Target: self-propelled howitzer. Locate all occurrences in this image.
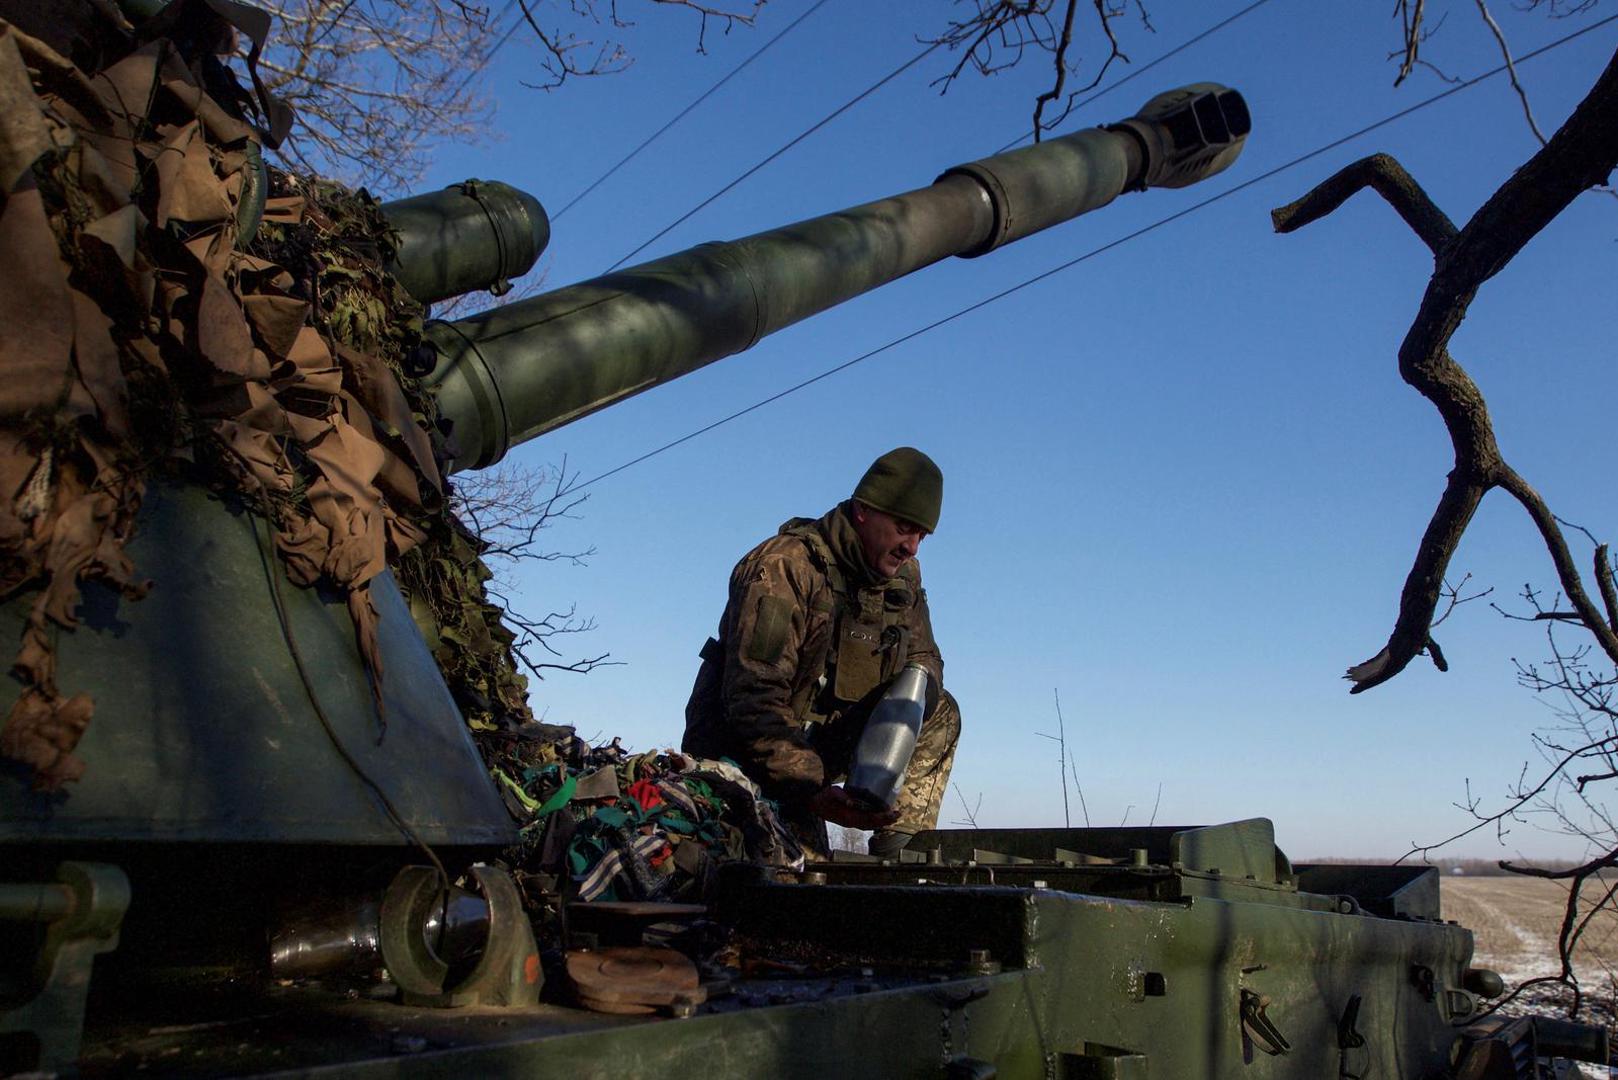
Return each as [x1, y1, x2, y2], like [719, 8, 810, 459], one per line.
[0, 84, 1251, 857]
[3, 61, 1605, 1076]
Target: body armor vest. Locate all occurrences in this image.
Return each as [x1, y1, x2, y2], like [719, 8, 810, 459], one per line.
[779, 519, 915, 726]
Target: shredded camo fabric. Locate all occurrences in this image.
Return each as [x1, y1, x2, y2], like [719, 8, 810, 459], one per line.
[0, 0, 791, 917]
[0, 1, 537, 787]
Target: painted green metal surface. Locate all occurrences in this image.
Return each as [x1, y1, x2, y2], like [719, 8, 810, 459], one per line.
[380, 181, 550, 306]
[0, 481, 513, 847]
[67, 873, 1477, 1078]
[0, 862, 129, 1073]
[424, 84, 1250, 471]
[51, 823, 1523, 1079]
[422, 172, 998, 470]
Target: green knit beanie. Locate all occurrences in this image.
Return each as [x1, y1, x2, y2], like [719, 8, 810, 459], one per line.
[853, 447, 943, 533]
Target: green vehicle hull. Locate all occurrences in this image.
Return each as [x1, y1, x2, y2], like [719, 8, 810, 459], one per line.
[57, 820, 1496, 1078]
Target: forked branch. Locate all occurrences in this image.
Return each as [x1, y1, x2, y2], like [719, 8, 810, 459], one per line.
[924, 0, 1136, 139]
[1271, 47, 1618, 693]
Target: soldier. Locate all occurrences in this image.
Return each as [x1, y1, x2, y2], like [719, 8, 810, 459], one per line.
[683, 448, 961, 860]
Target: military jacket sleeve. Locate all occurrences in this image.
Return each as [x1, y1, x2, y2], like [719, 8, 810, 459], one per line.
[714, 539, 833, 805]
[898, 561, 944, 690]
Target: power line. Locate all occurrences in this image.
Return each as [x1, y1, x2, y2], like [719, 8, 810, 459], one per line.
[603, 39, 945, 273]
[992, 0, 1275, 155]
[602, 0, 1270, 271]
[574, 13, 1618, 493]
[601, 2, 1268, 272]
[552, 0, 832, 223]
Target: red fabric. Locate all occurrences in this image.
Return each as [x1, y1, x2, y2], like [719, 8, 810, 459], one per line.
[626, 778, 664, 812]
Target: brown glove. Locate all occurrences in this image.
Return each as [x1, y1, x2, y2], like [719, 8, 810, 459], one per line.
[808, 785, 901, 830]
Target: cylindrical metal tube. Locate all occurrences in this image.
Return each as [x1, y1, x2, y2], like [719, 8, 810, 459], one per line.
[424, 175, 995, 470]
[268, 897, 384, 979]
[425, 84, 1248, 471]
[381, 180, 550, 306]
[0, 882, 74, 922]
[846, 665, 931, 810]
[268, 887, 490, 979]
[1533, 1017, 1610, 1064]
[940, 127, 1138, 257]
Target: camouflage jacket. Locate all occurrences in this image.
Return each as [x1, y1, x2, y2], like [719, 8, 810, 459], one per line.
[682, 501, 943, 806]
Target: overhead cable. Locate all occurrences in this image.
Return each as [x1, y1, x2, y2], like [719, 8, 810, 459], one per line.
[606, 0, 1272, 270]
[992, 0, 1276, 155]
[604, 39, 945, 273]
[575, 13, 1618, 492]
[553, 0, 832, 222]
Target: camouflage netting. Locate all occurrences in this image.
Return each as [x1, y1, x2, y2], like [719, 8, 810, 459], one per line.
[0, 0, 535, 789]
[0, 1, 808, 903]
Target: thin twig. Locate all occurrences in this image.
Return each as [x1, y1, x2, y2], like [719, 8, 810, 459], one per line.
[1473, 0, 1548, 144]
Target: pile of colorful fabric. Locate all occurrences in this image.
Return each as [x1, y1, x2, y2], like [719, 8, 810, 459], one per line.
[479, 726, 804, 910]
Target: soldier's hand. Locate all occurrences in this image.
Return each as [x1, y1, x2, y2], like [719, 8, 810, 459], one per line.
[808, 785, 901, 830]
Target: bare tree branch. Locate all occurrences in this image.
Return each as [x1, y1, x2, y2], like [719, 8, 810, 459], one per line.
[1596, 544, 1618, 633]
[451, 458, 594, 576]
[1031, 0, 1082, 141]
[249, 0, 501, 191]
[1399, 731, 1616, 860]
[1483, 851, 1618, 1019]
[1272, 49, 1618, 692]
[1395, 0, 1424, 86]
[1040, 687, 1072, 827]
[496, 597, 620, 679]
[1392, 0, 1448, 87]
[245, 0, 760, 192]
[1496, 466, 1618, 660]
[1271, 152, 1458, 253]
[442, 458, 619, 684]
[1069, 756, 1091, 827]
[951, 783, 982, 828]
[514, 0, 760, 92]
[1431, 573, 1493, 629]
[1282, 41, 1618, 1018]
[922, 0, 1140, 139]
[1473, 0, 1549, 144]
[1399, 586, 1618, 1020]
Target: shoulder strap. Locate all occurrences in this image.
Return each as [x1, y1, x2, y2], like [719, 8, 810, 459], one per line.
[782, 519, 847, 599]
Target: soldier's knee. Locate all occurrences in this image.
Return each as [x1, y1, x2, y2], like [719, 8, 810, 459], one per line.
[910, 690, 960, 780]
[926, 690, 961, 743]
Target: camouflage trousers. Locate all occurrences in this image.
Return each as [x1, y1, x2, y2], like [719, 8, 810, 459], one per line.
[794, 689, 961, 859]
[887, 689, 961, 836]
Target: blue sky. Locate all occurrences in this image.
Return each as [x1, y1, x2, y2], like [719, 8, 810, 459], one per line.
[409, 2, 1618, 860]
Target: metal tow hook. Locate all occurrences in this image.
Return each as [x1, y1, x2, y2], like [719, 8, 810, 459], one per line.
[1337, 994, 1368, 1079]
[1240, 989, 1291, 1057]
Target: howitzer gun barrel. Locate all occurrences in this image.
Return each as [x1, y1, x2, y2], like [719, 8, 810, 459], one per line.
[425, 83, 1249, 471]
[382, 181, 550, 306]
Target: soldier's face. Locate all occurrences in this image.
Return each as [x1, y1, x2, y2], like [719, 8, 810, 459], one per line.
[851, 503, 927, 577]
